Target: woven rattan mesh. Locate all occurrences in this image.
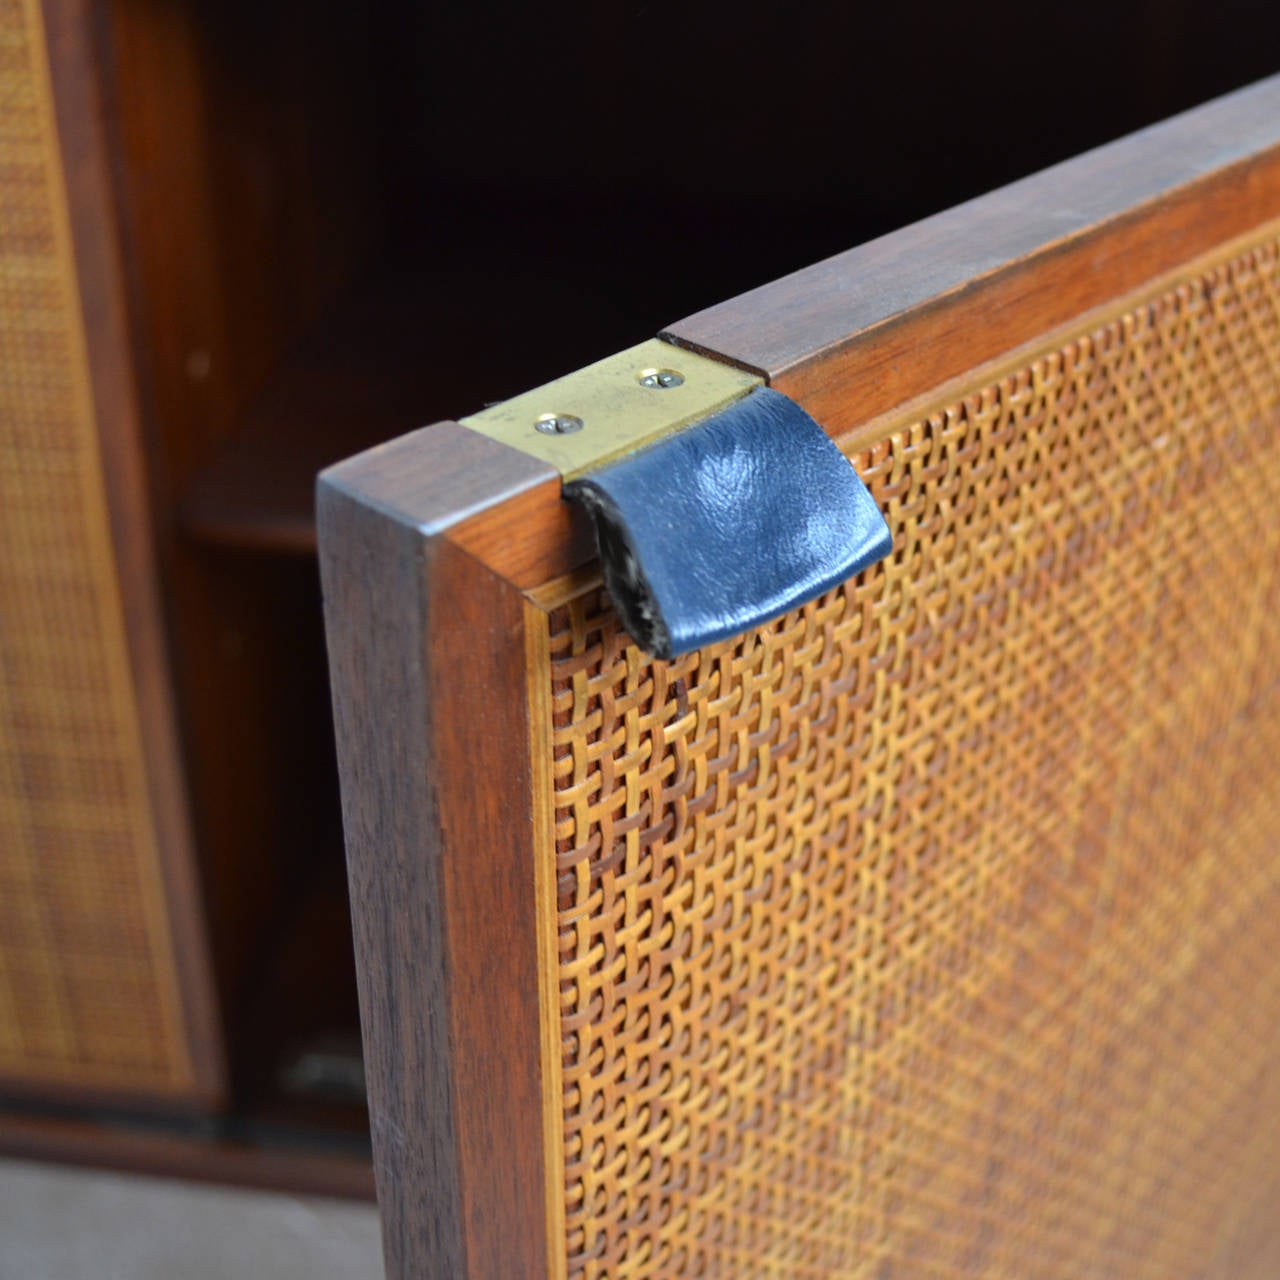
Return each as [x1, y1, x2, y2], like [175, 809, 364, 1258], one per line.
[547, 234, 1280, 1278]
[0, 0, 189, 1090]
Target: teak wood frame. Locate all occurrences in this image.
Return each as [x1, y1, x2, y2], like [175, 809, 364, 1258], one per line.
[318, 75, 1280, 1280]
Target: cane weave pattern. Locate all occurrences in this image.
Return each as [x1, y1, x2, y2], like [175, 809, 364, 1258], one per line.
[0, 0, 191, 1091]
[547, 232, 1280, 1278]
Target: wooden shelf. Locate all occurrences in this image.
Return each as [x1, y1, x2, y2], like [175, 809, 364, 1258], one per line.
[179, 261, 640, 555]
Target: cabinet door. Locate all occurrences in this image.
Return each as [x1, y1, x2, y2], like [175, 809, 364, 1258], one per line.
[0, 0, 222, 1108]
[320, 76, 1280, 1280]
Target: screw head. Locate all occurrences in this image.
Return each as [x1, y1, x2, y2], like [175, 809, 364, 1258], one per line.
[637, 367, 685, 389]
[534, 413, 584, 435]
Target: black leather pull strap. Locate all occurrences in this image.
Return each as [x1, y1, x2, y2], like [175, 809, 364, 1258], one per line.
[564, 386, 891, 660]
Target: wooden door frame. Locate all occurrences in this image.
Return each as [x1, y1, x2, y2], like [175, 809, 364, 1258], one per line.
[319, 74, 1280, 1280]
[319, 427, 565, 1278]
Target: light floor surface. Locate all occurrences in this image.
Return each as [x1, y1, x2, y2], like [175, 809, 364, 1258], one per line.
[0, 1157, 382, 1279]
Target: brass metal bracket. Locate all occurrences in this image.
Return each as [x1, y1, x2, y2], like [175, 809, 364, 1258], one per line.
[461, 338, 762, 481]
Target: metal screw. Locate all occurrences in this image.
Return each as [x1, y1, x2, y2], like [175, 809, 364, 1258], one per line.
[637, 367, 685, 389]
[535, 413, 584, 435]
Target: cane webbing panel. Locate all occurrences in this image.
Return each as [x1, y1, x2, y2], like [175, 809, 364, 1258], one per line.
[0, 0, 191, 1091]
[545, 231, 1280, 1278]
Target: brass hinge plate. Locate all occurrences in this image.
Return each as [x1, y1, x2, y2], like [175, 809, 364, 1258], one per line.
[460, 339, 763, 480]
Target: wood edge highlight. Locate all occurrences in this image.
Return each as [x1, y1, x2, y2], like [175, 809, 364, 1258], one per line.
[664, 76, 1280, 377]
[524, 598, 569, 1280]
[831, 211, 1280, 459]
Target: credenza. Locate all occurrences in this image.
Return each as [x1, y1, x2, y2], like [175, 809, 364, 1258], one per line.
[7, 0, 1280, 1230]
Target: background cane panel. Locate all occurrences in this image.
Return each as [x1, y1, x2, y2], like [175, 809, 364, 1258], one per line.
[543, 229, 1280, 1278]
[0, 0, 193, 1093]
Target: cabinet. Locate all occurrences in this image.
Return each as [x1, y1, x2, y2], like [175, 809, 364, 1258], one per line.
[7, 0, 1280, 1215]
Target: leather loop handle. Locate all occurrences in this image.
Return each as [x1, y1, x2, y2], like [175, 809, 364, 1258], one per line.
[565, 387, 892, 659]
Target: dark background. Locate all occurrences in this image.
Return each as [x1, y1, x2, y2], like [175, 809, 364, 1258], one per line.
[188, 0, 1280, 416]
[367, 0, 1280, 379]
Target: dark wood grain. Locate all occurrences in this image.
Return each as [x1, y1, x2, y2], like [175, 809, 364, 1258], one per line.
[665, 74, 1280, 437]
[319, 430, 556, 1280]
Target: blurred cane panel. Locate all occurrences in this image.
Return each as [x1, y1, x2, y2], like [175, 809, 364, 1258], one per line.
[0, 0, 213, 1103]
